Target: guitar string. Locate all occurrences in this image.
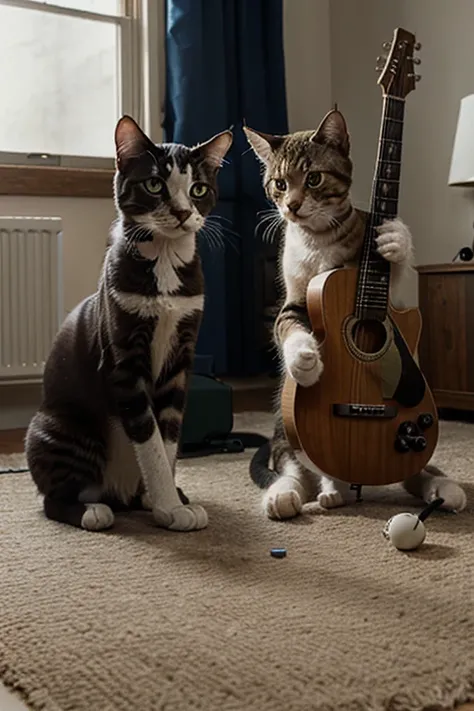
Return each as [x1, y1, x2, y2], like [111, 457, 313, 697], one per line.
[356, 95, 393, 316]
[366, 95, 405, 311]
[356, 95, 405, 317]
[357, 96, 401, 314]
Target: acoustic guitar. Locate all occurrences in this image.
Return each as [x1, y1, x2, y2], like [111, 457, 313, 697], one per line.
[281, 28, 439, 488]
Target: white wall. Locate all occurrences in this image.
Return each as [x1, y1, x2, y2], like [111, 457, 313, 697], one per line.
[330, 0, 474, 266]
[284, 0, 332, 131]
[0, 196, 115, 312]
[0, 196, 115, 429]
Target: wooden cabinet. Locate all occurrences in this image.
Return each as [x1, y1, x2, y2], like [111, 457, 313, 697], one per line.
[417, 263, 474, 410]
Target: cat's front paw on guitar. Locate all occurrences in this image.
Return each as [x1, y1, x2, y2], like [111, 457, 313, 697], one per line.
[153, 504, 208, 531]
[284, 332, 323, 387]
[376, 217, 413, 264]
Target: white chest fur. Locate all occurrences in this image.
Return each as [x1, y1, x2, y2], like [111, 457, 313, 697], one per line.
[149, 294, 204, 380]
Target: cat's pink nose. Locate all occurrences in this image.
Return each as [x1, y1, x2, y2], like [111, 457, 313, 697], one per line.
[287, 200, 302, 215]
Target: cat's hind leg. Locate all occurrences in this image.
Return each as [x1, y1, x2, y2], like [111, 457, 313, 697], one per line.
[44, 497, 114, 531]
[403, 464, 467, 512]
[26, 411, 114, 531]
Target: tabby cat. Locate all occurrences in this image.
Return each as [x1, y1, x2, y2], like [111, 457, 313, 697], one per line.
[25, 116, 232, 532]
[244, 110, 467, 519]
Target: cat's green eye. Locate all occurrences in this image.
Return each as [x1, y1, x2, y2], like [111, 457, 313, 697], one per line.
[144, 177, 164, 195]
[306, 171, 323, 189]
[190, 182, 209, 199]
[274, 178, 287, 192]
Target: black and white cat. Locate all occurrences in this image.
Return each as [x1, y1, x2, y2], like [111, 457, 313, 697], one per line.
[25, 116, 232, 532]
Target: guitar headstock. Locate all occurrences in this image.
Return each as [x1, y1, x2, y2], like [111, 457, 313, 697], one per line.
[375, 28, 421, 99]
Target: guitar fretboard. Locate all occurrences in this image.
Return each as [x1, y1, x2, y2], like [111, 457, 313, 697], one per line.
[355, 95, 405, 321]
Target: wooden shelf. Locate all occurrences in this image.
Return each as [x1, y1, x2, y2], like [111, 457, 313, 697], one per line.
[418, 266, 474, 411]
[417, 262, 474, 274]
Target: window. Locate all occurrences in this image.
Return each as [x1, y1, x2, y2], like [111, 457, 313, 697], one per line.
[0, 0, 163, 170]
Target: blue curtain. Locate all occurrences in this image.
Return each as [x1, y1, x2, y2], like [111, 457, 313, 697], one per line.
[165, 0, 288, 376]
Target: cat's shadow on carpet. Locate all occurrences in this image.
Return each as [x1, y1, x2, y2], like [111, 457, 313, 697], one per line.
[291, 480, 474, 535]
[100, 481, 474, 544]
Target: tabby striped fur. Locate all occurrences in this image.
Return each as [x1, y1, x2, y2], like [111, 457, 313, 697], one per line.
[244, 110, 467, 518]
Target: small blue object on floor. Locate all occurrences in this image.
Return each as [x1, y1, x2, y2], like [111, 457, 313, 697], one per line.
[270, 548, 287, 559]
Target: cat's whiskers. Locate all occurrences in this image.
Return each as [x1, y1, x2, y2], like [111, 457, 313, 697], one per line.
[257, 207, 279, 218]
[263, 216, 284, 245]
[256, 210, 284, 244]
[124, 225, 153, 257]
[206, 215, 240, 242]
[199, 216, 240, 254]
[199, 223, 224, 252]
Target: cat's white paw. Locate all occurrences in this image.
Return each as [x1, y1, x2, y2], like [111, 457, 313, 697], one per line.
[141, 492, 152, 510]
[376, 218, 413, 264]
[263, 489, 302, 520]
[429, 479, 467, 513]
[81, 503, 115, 531]
[283, 331, 323, 387]
[153, 504, 208, 531]
[317, 491, 345, 509]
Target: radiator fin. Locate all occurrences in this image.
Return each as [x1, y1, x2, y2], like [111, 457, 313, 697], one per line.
[0, 217, 63, 382]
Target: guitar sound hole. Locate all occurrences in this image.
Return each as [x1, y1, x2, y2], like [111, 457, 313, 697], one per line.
[351, 319, 387, 354]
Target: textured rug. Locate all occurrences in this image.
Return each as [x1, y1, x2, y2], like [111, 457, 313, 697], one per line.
[0, 452, 28, 473]
[0, 413, 473, 711]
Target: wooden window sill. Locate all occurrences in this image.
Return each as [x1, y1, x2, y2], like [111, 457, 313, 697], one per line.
[0, 164, 114, 198]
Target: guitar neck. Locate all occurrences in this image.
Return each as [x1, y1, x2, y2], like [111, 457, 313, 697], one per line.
[356, 95, 406, 321]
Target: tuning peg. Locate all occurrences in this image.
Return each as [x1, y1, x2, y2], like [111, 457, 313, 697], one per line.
[414, 41, 422, 50]
[412, 57, 421, 64]
[382, 41, 391, 49]
[408, 73, 422, 81]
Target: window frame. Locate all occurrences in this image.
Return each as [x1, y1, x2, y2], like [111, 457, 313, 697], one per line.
[0, 0, 164, 197]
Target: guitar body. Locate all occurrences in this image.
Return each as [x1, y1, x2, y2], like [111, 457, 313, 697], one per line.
[282, 267, 439, 487]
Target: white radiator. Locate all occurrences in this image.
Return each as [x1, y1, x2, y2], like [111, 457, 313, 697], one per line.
[0, 216, 63, 383]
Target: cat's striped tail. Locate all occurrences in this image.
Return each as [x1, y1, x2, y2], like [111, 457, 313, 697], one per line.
[249, 440, 278, 489]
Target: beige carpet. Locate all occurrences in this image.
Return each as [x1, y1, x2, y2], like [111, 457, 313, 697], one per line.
[0, 413, 473, 711]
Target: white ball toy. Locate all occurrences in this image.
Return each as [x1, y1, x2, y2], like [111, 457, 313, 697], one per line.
[383, 497, 445, 551]
[383, 513, 426, 550]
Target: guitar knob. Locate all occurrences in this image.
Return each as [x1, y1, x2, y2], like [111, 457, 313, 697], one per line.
[417, 413, 434, 430]
[398, 421, 418, 437]
[410, 436, 427, 452]
[395, 436, 411, 453]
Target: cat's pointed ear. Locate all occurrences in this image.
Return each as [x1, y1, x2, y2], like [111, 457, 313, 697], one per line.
[193, 130, 233, 169]
[311, 110, 350, 157]
[243, 126, 285, 165]
[115, 115, 154, 171]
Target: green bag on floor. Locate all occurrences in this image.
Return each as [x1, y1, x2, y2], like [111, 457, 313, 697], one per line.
[179, 374, 267, 458]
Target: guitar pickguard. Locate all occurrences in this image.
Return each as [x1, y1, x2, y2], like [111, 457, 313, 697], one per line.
[379, 330, 403, 399]
[385, 317, 426, 407]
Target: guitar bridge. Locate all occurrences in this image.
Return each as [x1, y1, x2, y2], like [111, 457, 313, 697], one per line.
[333, 404, 398, 419]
